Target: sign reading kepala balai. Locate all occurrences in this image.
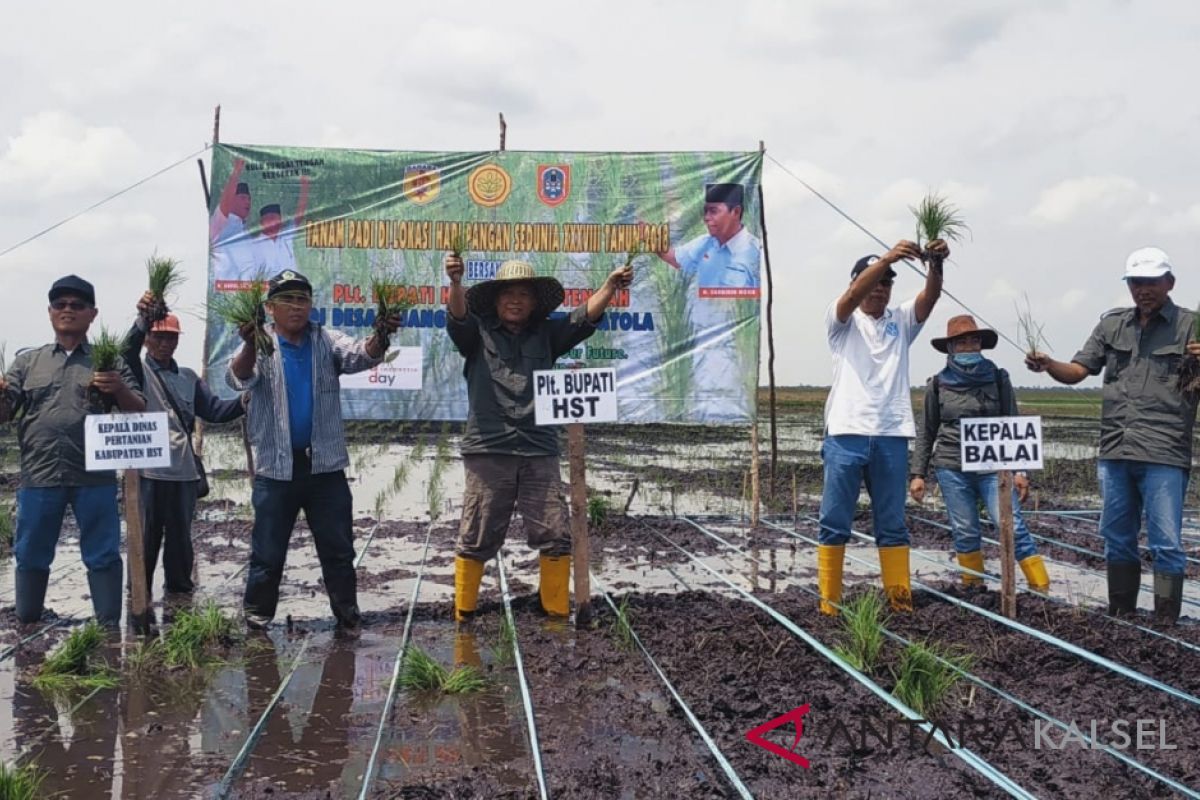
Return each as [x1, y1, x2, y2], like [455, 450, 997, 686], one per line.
[960, 416, 1044, 472]
[534, 368, 618, 425]
[85, 412, 172, 471]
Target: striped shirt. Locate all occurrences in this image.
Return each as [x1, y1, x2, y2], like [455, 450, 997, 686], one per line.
[227, 324, 381, 480]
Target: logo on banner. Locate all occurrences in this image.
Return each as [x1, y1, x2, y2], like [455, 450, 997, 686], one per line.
[403, 164, 441, 205]
[467, 164, 512, 208]
[536, 165, 571, 207]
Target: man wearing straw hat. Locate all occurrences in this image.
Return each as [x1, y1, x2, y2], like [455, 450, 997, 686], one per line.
[444, 254, 632, 621]
[817, 239, 948, 616]
[1027, 246, 1199, 622]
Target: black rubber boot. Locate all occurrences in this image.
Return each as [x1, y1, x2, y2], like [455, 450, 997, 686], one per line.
[87, 563, 124, 629]
[1106, 561, 1142, 616]
[1153, 572, 1184, 624]
[15, 570, 50, 624]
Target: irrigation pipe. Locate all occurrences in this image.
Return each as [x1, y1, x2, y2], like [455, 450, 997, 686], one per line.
[213, 635, 313, 799]
[496, 551, 550, 800]
[357, 522, 434, 800]
[672, 518, 1200, 799]
[591, 572, 754, 800]
[644, 522, 1036, 799]
[783, 516, 1200, 711]
[910, 514, 1200, 610]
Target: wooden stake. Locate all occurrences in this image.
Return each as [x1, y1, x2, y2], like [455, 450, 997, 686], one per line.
[498, 112, 507, 150]
[567, 423, 591, 626]
[196, 103, 222, 457]
[749, 420, 760, 527]
[123, 471, 150, 634]
[792, 469, 798, 528]
[758, 141, 779, 491]
[998, 470, 1017, 619]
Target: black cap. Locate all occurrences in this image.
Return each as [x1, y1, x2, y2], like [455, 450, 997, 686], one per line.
[236, 182, 250, 196]
[267, 269, 312, 299]
[851, 255, 896, 281]
[705, 183, 744, 209]
[48, 275, 96, 305]
[259, 203, 282, 217]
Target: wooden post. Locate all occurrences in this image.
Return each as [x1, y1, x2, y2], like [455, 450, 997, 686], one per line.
[757, 141, 778, 491]
[567, 423, 592, 626]
[792, 469, 798, 529]
[196, 103, 221, 458]
[749, 420, 760, 527]
[498, 112, 507, 150]
[123, 471, 151, 634]
[998, 470, 1017, 619]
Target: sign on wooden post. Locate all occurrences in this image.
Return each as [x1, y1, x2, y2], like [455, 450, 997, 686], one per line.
[960, 415, 1044, 619]
[535, 368, 619, 626]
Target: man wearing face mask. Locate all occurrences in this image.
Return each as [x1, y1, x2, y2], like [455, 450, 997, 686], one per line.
[444, 255, 632, 622]
[817, 239, 947, 615]
[910, 316, 1049, 592]
[1027, 247, 1199, 623]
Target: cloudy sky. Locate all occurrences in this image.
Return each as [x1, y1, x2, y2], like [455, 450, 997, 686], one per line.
[1, 0, 1197, 388]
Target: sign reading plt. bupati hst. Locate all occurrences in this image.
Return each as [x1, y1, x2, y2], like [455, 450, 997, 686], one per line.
[960, 416, 1044, 472]
[534, 368, 618, 425]
[84, 412, 172, 471]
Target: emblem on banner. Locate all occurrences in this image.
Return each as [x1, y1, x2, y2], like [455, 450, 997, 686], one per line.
[403, 164, 441, 205]
[536, 165, 571, 207]
[467, 164, 512, 208]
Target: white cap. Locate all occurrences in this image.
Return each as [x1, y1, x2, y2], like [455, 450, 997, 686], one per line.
[1123, 247, 1173, 280]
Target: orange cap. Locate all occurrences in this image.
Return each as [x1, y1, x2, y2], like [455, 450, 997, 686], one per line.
[150, 314, 182, 334]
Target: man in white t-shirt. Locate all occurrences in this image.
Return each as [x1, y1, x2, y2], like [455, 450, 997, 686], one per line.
[818, 238, 947, 615]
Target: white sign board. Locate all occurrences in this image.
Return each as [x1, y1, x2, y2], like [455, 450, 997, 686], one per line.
[960, 416, 1044, 472]
[339, 346, 423, 391]
[534, 367, 618, 425]
[85, 412, 172, 471]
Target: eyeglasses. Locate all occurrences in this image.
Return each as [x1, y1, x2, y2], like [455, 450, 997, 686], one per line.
[271, 293, 312, 307]
[50, 300, 91, 311]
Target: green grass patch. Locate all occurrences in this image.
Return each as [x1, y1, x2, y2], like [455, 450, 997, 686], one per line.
[491, 616, 517, 666]
[32, 620, 119, 696]
[129, 602, 240, 673]
[891, 640, 974, 717]
[0, 760, 47, 800]
[832, 590, 888, 673]
[611, 595, 635, 650]
[587, 494, 610, 527]
[399, 645, 486, 694]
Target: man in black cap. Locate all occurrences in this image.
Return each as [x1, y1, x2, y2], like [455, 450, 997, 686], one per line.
[656, 183, 762, 291]
[209, 158, 258, 281]
[0, 276, 145, 627]
[816, 239, 947, 617]
[251, 176, 309, 276]
[443, 254, 632, 622]
[227, 268, 399, 630]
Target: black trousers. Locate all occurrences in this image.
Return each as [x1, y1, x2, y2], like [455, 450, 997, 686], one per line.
[140, 477, 200, 599]
[243, 452, 359, 625]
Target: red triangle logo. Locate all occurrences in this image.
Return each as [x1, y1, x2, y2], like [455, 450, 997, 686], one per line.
[745, 704, 811, 768]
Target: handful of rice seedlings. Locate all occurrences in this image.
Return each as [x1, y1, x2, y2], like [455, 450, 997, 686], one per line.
[1178, 303, 1200, 402]
[911, 192, 969, 262]
[624, 240, 643, 268]
[89, 326, 128, 412]
[1015, 294, 1048, 357]
[370, 273, 413, 350]
[145, 254, 185, 324]
[213, 281, 273, 356]
[448, 225, 470, 258]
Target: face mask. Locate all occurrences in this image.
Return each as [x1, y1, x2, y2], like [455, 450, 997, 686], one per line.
[951, 353, 984, 367]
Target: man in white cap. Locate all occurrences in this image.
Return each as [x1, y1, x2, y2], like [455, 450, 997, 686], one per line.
[443, 253, 632, 622]
[1027, 247, 1200, 622]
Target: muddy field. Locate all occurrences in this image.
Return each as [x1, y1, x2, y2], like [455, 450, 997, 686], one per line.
[2, 394, 1199, 798]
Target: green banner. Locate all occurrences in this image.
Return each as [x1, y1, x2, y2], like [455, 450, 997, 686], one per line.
[204, 145, 762, 422]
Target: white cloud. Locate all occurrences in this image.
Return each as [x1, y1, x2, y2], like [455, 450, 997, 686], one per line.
[0, 111, 139, 198]
[1026, 175, 1156, 227]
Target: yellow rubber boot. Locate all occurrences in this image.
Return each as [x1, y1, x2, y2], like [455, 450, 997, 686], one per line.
[817, 544, 845, 616]
[454, 556, 485, 623]
[957, 551, 985, 587]
[879, 545, 913, 612]
[1019, 554, 1050, 594]
[539, 555, 571, 617]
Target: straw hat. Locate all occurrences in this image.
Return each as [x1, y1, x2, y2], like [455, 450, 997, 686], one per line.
[466, 260, 565, 321]
[930, 314, 998, 353]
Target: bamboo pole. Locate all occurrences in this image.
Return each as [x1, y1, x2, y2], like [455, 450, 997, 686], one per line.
[758, 141, 778, 491]
[123, 471, 150, 633]
[750, 420, 760, 527]
[567, 423, 592, 626]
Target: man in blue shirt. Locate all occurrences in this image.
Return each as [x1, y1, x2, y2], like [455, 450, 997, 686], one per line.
[228, 270, 400, 630]
[656, 183, 762, 294]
